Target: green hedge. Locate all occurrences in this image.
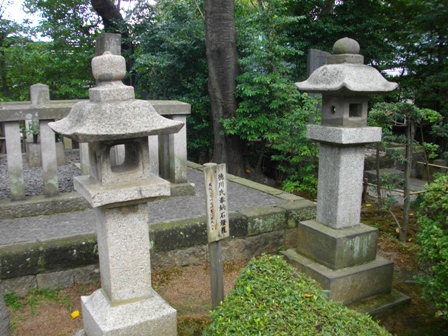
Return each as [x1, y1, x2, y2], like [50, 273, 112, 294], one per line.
[416, 172, 448, 318]
[203, 254, 390, 336]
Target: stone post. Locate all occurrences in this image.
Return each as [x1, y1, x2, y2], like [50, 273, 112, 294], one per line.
[307, 49, 330, 78]
[159, 133, 170, 180]
[169, 115, 188, 184]
[148, 135, 159, 175]
[28, 83, 49, 143]
[151, 101, 192, 193]
[95, 33, 121, 56]
[30, 83, 50, 105]
[28, 84, 60, 196]
[40, 120, 59, 197]
[4, 122, 25, 200]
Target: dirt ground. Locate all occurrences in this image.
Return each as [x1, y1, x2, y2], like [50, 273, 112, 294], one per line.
[6, 260, 244, 336]
[5, 205, 448, 335]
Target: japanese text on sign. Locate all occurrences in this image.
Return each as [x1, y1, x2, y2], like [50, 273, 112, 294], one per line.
[204, 163, 229, 242]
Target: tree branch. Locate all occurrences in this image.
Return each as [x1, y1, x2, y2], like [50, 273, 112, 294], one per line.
[91, 0, 123, 31]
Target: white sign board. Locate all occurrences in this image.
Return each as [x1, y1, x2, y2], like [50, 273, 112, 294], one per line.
[204, 163, 229, 243]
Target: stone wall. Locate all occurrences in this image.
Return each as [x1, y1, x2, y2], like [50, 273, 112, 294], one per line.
[0, 198, 316, 295]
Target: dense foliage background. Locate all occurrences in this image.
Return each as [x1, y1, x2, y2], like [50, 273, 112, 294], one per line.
[1, 0, 447, 189]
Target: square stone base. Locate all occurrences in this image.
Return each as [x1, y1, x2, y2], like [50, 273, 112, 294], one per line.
[297, 220, 378, 270]
[81, 288, 177, 336]
[282, 249, 394, 304]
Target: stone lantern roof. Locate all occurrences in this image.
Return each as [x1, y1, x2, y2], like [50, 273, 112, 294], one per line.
[295, 38, 397, 95]
[50, 51, 183, 142]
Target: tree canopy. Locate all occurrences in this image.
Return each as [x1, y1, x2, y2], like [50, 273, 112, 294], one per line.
[0, 0, 447, 178]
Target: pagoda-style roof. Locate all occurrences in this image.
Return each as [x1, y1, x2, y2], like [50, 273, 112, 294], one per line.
[50, 99, 183, 143]
[295, 63, 397, 95]
[296, 37, 397, 95]
[50, 51, 183, 142]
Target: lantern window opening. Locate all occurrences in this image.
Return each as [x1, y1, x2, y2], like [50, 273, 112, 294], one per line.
[349, 103, 362, 118]
[110, 142, 140, 173]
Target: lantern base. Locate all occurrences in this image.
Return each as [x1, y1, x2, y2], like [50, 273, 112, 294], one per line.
[307, 125, 381, 145]
[282, 248, 394, 304]
[81, 288, 177, 336]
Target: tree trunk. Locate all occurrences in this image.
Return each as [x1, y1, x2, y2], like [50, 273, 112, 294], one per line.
[375, 142, 383, 216]
[1, 49, 7, 97]
[90, 0, 134, 85]
[91, 0, 123, 31]
[0, 32, 8, 97]
[204, 0, 245, 177]
[420, 126, 431, 183]
[322, 0, 336, 15]
[400, 120, 415, 242]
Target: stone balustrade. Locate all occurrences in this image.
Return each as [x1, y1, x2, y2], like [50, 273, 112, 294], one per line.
[0, 85, 191, 202]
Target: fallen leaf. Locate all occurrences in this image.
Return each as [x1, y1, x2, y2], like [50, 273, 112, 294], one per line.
[71, 310, 80, 319]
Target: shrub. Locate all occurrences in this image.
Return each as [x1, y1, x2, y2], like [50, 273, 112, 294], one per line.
[203, 254, 390, 335]
[416, 172, 448, 318]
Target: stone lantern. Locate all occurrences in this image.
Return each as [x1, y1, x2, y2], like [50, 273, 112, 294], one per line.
[50, 51, 182, 335]
[283, 38, 409, 308]
[297, 37, 398, 230]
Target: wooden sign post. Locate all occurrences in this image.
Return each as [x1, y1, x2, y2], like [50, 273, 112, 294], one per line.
[204, 163, 229, 310]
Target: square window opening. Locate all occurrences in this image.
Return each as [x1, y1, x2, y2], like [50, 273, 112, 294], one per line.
[349, 103, 362, 118]
[110, 143, 140, 173]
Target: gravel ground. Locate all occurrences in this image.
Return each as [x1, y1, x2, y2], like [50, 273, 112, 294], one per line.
[0, 150, 81, 199]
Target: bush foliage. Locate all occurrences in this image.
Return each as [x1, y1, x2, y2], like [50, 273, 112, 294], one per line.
[203, 254, 390, 335]
[416, 172, 448, 318]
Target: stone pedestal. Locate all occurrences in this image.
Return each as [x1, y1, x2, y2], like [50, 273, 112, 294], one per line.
[81, 203, 176, 335]
[296, 220, 378, 270]
[283, 249, 394, 304]
[74, 140, 177, 335]
[283, 126, 398, 304]
[82, 289, 176, 336]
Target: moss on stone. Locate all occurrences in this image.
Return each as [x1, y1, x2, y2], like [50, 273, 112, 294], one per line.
[0, 243, 40, 280]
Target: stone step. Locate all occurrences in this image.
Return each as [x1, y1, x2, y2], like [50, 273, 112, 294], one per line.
[297, 220, 378, 270]
[349, 289, 411, 318]
[282, 248, 394, 305]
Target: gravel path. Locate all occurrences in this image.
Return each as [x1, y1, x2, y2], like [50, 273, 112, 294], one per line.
[0, 151, 81, 199]
[0, 151, 287, 245]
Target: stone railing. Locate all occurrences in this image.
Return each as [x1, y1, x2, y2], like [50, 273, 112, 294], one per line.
[0, 84, 192, 202]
